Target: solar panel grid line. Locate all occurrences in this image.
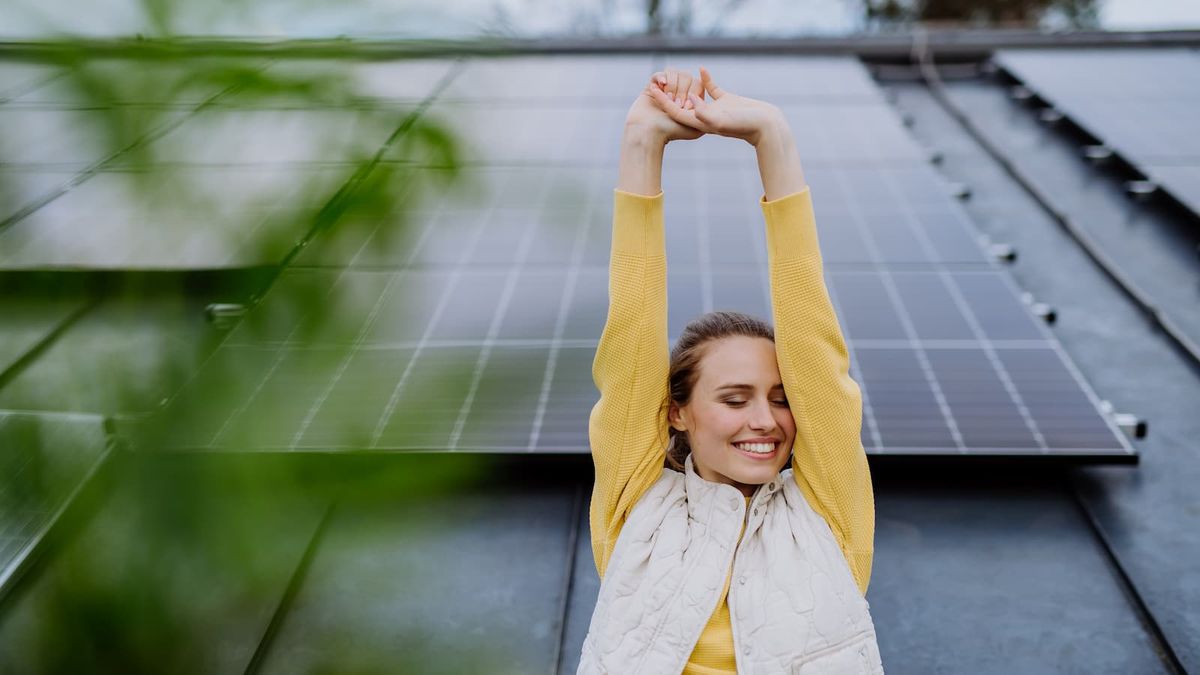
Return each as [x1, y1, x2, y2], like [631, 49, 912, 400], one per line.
[445, 174, 558, 451]
[0, 67, 63, 105]
[874, 162, 1051, 452]
[526, 169, 602, 452]
[847, 339, 1052, 349]
[206, 263, 386, 448]
[235, 337, 605, 351]
[206, 338, 289, 448]
[1, 62, 278, 232]
[827, 165, 968, 452]
[692, 167, 716, 314]
[981, 251, 1135, 455]
[288, 272, 401, 450]
[161, 73, 462, 440]
[343, 193, 441, 269]
[935, 271, 1049, 451]
[731, 166, 775, 311]
[366, 181, 502, 448]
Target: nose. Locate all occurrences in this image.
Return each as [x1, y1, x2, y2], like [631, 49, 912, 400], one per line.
[747, 399, 777, 432]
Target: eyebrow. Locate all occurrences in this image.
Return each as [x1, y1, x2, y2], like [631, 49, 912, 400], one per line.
[715, 383, 785, 392]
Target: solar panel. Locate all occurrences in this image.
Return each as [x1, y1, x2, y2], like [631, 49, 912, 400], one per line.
[143, 56, 1131, 460]
[996, 49, 1200, 216]
[0, 297, 221, 415]
[0, 296, 85, 374]
[0, 108, 187, 169]
[640, 55, 887, 103]
[4, 58, 247, 107]
[205, 58, 457, 106]
[0, 58, 453, 270]
[0, 62, 57, 102]
[437, 55, 654, 102]
[0, 167, 78, 224]
[0, 411, 108, 582]
[0, 165, 355, 269]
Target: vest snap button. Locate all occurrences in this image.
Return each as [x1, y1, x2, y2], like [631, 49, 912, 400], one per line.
[767, 483, 774, 491]
[743, 646, 751, 655]
[738, 576, 746, 585]
[753, 507, 759, 516]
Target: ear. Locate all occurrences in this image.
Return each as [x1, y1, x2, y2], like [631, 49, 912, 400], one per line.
[667, 402, 687, 432]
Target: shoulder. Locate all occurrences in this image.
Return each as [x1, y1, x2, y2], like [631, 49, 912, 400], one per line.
[621, 468, 687, 533]
[776, 467, 821, 518]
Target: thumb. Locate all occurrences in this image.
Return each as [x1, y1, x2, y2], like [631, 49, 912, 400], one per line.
[687, 93, 713, 122]
[699, 66, 724, 99]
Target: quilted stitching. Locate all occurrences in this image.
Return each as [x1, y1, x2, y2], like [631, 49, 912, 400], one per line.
[578, 455, 882, 675]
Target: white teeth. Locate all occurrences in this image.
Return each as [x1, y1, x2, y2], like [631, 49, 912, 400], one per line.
[735, 442, 775, 454]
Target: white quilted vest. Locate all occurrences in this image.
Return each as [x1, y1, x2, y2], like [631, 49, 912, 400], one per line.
[578, 454, 883, 674]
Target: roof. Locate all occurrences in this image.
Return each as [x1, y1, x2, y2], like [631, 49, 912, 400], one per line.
[0, 44, 1197, 673]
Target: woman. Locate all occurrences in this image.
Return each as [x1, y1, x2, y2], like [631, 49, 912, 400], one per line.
[578, 67, 884, 674]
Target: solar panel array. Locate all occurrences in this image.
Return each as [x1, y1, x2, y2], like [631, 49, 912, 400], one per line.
[147, 55, 1131, 459]
[996, 49, 1200, 217]
[0, 58, 443, 269]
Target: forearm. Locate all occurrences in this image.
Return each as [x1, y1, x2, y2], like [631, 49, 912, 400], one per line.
[753, 111, 807, 201]
[616, 125, 667, 196]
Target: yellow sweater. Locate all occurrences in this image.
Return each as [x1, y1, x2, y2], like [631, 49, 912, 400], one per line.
[588, 188, 875, 674]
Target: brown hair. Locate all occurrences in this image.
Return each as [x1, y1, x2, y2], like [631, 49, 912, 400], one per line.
[664, 311, 775, 471]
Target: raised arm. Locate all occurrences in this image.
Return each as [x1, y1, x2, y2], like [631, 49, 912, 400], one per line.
[655, 67, 875, 594]
[759, 155, 875, 597]
[589, 70, 704, 578]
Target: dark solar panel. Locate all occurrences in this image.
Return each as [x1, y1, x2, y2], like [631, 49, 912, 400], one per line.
[0, 63, 57, 102]
[0, 411, 108, 582]
[0, 165, 354, 269]
[4, 59, 242, 107]
[0, 298, 220, 415]
[0, 58, 449, 270]
[0, 108, 167, 168]
[0, 297, 84, 374]
[143, 56, 1132, 459]
[997, 49, 1200, 216]
[437, 55, 653, 102]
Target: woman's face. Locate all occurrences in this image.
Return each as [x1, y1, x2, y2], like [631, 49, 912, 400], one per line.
[669, 336, 796, 496]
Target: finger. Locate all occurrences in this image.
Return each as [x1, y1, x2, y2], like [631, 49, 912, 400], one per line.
[700, 66, 725, 99]
[649, 86, 712, 132]
[651, 71, 667, 89]
[685, 75, 703, 110]
[666, 69, 679, 103]
[675, 73, 692, 108]
[688, 93, 721, 129]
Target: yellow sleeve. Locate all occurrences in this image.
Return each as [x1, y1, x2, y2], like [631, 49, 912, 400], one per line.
[588, 189, 673, 579]
[761, 188, 876, 596]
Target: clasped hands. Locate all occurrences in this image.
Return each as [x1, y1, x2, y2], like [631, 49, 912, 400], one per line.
[623, 66, 787, 148]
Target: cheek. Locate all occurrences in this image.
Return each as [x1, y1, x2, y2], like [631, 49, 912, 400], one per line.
[694, 405, 743, 441]
[777, 409, 797, 437]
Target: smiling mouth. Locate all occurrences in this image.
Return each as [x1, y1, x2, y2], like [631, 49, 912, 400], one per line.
[732, 441, 778, 457]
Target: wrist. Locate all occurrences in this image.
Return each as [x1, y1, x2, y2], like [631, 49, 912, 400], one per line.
[622, 122, 669, 149]
[750, 107, 790, 149]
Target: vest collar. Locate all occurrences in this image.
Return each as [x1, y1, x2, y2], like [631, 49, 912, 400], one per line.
[682, 453, 786, 528]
